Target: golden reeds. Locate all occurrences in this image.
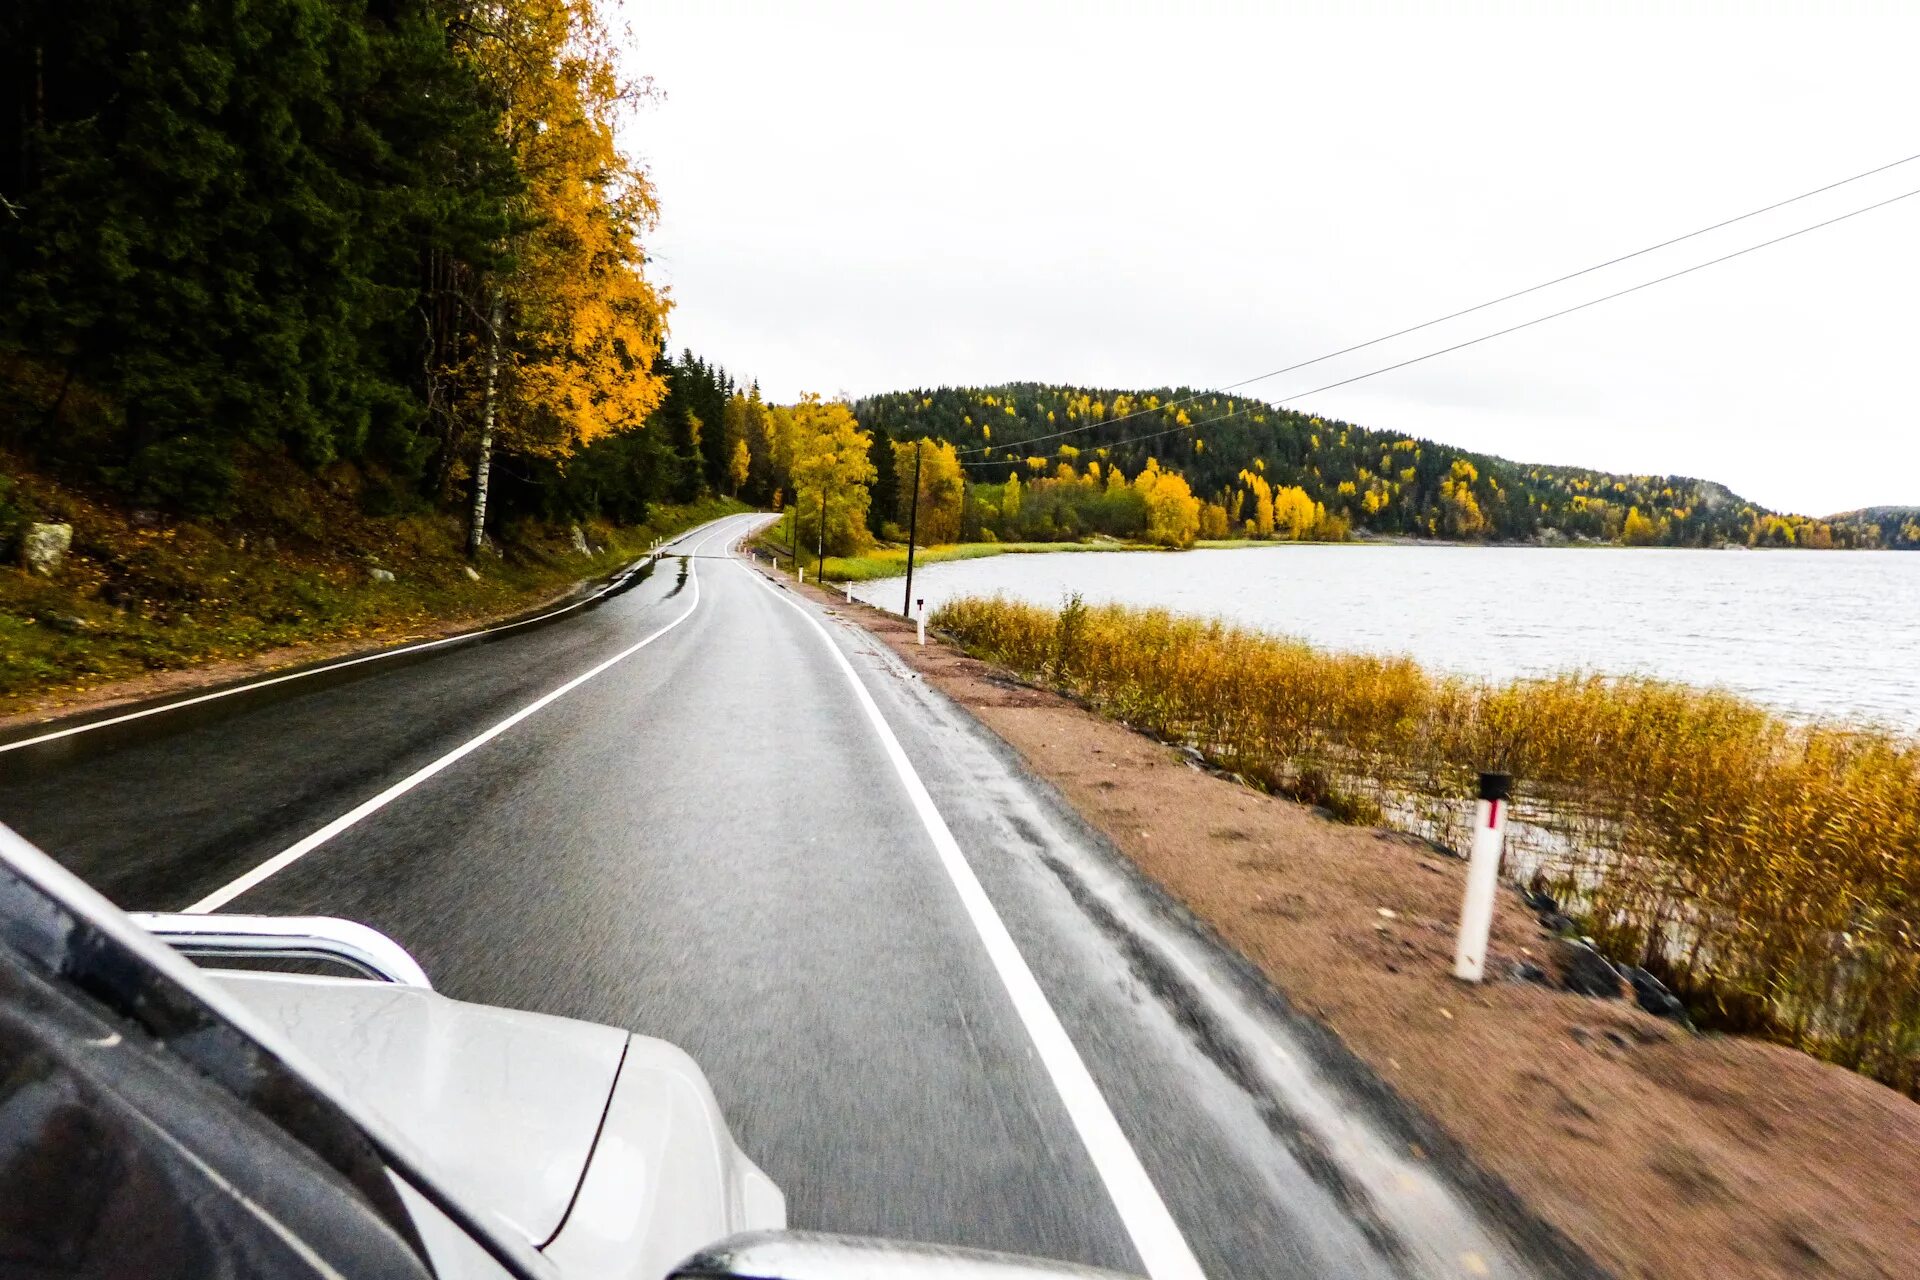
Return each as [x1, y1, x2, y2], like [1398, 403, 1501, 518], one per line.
[934, 594, 1920, 1095]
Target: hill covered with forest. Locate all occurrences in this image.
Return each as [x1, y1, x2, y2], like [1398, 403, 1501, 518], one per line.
[856, 384, 1915, 550]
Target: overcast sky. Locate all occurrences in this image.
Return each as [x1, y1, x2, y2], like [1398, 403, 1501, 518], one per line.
[618, 1, 1918, 517]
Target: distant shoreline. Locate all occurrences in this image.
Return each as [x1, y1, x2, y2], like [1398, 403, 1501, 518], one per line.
[776, 532, 1908, 583]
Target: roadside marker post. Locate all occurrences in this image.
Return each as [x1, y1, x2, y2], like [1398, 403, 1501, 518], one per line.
[798, 566, 805, 585]
[845, 580, 854, 602]
[1453, 771, 1512, 982]
[916, 598, 926, 646]
[901, 438, 923, 619]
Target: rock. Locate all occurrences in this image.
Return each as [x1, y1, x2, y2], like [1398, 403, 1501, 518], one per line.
[1509, 960, 1551, 986]
[1549, 938, 1625, 999]
[464, 565, 481, 582]
[1539, 911, 1577, 935]
[129, 509, 160, 530]
[570, 524, 590, 555]
[369, 567, 396, 584]
[1621, 965, 1694, 1028]
[38, 613, 93, 635]
[262, 535, 277, 553]
[22, 522, 73, 576]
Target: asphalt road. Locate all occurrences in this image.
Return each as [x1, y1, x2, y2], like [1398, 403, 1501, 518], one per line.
[0, 513, 1559, 1280]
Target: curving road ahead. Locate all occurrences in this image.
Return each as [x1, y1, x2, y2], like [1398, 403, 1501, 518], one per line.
[0, 513, 1561, 1280]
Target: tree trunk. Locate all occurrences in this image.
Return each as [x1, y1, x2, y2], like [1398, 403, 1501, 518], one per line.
[468, 288, 503, 558]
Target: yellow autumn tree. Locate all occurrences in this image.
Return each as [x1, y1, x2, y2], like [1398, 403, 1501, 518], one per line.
[458, 0, 669, 548]
[1133, 460, 1201, 548]
[786, 395, 876, 557]
[1239, 470, 1275, 537]
[892, 439, 967, 544]
[727, 439, 751, 496]
[1439, 460, 1489, 539]
[469, 0, 666, 447]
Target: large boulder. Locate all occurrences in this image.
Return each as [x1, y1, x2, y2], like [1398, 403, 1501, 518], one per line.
[22, 523, 73, 576]
[570, 523, 590, 555]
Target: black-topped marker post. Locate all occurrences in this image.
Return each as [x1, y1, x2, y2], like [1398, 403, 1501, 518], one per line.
[1452, 771, 1512, 982]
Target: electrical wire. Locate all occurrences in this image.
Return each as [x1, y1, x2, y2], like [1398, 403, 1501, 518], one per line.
[961, 181, 1920, 471]
[950, 148, 1920, 459]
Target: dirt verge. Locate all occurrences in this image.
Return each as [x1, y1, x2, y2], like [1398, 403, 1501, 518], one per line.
[802, 576, 1920, 1280]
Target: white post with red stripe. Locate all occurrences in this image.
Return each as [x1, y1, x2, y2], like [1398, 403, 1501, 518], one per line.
[1453, 771, 1512, 982]
[916, 597, 926, 646]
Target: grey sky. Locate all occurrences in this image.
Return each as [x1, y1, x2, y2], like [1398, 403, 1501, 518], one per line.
[620, 1, 1918, 516]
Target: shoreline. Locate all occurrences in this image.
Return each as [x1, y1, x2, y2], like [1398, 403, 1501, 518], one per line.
[761, 534, 1907, 588]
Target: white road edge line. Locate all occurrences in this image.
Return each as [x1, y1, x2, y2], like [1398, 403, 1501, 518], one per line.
[736, 558, 1208, 1280]
[0, 519, 727, 756]
[183, 517, 746, 914]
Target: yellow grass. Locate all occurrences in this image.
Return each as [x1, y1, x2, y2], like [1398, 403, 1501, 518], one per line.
[933, 594, 1920, 1095]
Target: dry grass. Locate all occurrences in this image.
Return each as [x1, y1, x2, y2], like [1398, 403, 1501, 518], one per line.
[933, 594, 1920, 1095]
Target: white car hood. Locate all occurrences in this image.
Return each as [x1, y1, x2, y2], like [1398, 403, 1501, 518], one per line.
[212, 970, 624, 1246]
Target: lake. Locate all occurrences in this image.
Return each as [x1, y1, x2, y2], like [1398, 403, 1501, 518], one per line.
[851, 545, 1920, 730]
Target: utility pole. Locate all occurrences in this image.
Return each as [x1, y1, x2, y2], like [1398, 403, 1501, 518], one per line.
[816, 488, 829, 587]
[901, 438, 923, 618]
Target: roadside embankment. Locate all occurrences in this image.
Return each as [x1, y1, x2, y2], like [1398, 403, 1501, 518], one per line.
[787, 575, 1920, 1280]
[0, 457, 745, 727]
[934, 595, 1920, 1097]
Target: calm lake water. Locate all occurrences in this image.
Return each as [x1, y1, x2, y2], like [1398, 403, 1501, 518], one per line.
[852, 545, 1920, 731]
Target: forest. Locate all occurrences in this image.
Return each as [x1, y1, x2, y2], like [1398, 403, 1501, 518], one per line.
[0, 0, 776, 550]
[3, 4, 1907, 570]
[857, 385, 1915, 551]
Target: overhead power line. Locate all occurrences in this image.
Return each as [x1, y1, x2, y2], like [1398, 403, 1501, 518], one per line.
[962, 180, 1920, 470]
[953, 148, 1920, 459]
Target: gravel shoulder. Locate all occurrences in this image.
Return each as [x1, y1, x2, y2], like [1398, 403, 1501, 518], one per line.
[820, 585, 1920, 1280]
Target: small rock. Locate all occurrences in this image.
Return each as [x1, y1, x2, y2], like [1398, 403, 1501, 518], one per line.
[39, 613, 93, 635]
[1549, 938, 1625, 999]
[1621, 965, 1694, 1028]
[1509, 960, 1550, 986]
[369, 567, 396, 584]
[262, 535, 277, 553]
[464, 565, 481, 582]
[570, 524, 590, 555]
[129, 508, 161, 530]
[22, 522, 73, 576]
[1539, 912, 1577, 935]
[1376, 907, 1398, 920]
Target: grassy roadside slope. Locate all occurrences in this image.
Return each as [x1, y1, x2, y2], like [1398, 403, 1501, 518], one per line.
[0, 452, 745, 718]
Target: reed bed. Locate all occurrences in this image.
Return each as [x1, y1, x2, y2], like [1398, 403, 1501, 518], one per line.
[933, 594, 1920, 1095]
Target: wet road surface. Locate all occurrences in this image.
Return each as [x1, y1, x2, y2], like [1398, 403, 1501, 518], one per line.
[0, 513, 1566, 1280]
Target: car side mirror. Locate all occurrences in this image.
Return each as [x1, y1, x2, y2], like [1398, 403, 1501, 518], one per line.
[669, 1230, 1142, 1279]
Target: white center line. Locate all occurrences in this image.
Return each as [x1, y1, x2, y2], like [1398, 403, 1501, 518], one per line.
[184, 516, 748, 913]
[736, 557, 1208, 1280]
